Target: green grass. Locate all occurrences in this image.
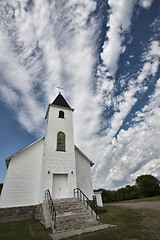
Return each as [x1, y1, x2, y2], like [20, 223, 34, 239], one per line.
[64, 203, 160, 240]
[0, 219, 52, 240]
[0, 196, 160, 240]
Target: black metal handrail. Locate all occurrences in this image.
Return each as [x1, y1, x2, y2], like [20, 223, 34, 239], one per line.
[74, 188, 98, 220]
[45, 189, 56, 229]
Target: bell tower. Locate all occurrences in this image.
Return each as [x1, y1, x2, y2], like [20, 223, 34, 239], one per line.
[43, 93, 77, 199]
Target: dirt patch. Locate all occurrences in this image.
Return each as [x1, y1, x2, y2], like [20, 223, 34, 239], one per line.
[107, 201, 160, 212]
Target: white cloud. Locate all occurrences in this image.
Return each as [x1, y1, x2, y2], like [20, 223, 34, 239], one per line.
[0, 22, 45, 135]
[139, 0, 154, 9]
[0, 0, 159, 190]
[93, 36, 160, 189]
[138, 40, 160, 83]
[0, 83, 18, 106]
[94, 78, 160, 189]
[100, 0, 137, 76]
[0, 0, 102, 158]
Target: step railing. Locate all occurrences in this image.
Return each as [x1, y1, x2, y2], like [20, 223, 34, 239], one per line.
[45, 189, 56, 229]
[73, 188, 98, 220]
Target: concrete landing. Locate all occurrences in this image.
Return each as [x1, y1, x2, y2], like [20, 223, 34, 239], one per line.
[50, 223, 116, 240]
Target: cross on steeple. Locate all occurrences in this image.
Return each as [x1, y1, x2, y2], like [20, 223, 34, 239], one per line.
[57, 86, 63, 94]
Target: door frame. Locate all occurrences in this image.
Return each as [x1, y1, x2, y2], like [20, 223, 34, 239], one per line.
[52, 173, 69, 199]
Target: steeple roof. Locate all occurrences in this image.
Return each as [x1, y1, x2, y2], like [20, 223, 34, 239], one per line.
[45, 93, 73, 119]
[52, 93, 72, 109]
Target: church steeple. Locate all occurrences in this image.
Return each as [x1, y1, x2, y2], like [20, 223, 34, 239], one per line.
[45, 94, 73, 119]
[44, 93, 77, 199]
[52, 93, 72, 110]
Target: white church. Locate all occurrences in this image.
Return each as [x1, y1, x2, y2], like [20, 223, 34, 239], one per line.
[0, 93, 102, 208]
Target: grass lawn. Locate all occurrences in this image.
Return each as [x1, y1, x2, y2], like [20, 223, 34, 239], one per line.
[64, 197, 160, 240]
[0, 197, 159, 240]
[0, 219, 52, 240]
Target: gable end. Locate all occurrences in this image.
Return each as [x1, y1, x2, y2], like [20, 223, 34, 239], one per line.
[5, 137, 45, 168]
[75, 145, 94, 166]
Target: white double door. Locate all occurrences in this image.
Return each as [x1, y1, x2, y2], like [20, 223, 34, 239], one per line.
[52, 174, 68, 199]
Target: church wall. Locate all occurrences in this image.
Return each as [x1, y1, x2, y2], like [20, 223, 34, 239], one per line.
[0, 138, 44, 208]
[43, 106, 77, 198]
[75, 149, 94, 200]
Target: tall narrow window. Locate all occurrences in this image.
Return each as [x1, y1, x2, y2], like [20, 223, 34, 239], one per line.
[59, 111, 64, 119]
[57, 132, 65, 151]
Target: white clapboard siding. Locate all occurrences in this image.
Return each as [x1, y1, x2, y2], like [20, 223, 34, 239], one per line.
[0, 138, 44, 207]
[43, 105, 77, 198]
[75, 148, 94, 200]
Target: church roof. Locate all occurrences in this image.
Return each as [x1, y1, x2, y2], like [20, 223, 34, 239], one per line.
[5, 137, 45, 168]
[45, 93, 74, 119]
[52, 93, 72, 109]
[75, 145, 94, 166]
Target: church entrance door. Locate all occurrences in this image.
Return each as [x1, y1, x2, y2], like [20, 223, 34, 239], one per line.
[52, 174, 68, 199]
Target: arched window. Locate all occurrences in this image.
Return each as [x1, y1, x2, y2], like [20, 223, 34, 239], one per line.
[57, 132, 65, 151]
[59, 110, 64, 119]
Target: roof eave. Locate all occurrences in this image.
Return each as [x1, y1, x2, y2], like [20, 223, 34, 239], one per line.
[45, 104, 74, 119]
[5, 136, 45, 167]
[75, 145, 94, 166]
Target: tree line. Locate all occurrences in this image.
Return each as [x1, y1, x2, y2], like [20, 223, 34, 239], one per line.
[99, 174, 160, 203]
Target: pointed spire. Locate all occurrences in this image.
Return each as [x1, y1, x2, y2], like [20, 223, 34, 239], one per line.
[52, 93, 72, 109]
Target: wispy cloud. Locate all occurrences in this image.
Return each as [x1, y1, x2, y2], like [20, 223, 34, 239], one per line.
[139, 0, 154, 9]
[0, 0, 159, 189]
[94, 37, 160, 188]
[100, 0, 137, 76]
[101, 77, 160, 189]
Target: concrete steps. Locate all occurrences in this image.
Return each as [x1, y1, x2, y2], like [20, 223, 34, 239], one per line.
[52, 198, 100, 233]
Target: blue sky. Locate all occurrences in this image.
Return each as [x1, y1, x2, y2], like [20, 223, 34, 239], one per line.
[0, 0, 159, 190]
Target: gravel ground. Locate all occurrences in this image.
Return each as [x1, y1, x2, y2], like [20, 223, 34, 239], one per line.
[107, 201, 160, 212]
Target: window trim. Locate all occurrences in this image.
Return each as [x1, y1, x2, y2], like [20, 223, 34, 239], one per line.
[58, 110, 65, 119]
[56, 131, 66, 151]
